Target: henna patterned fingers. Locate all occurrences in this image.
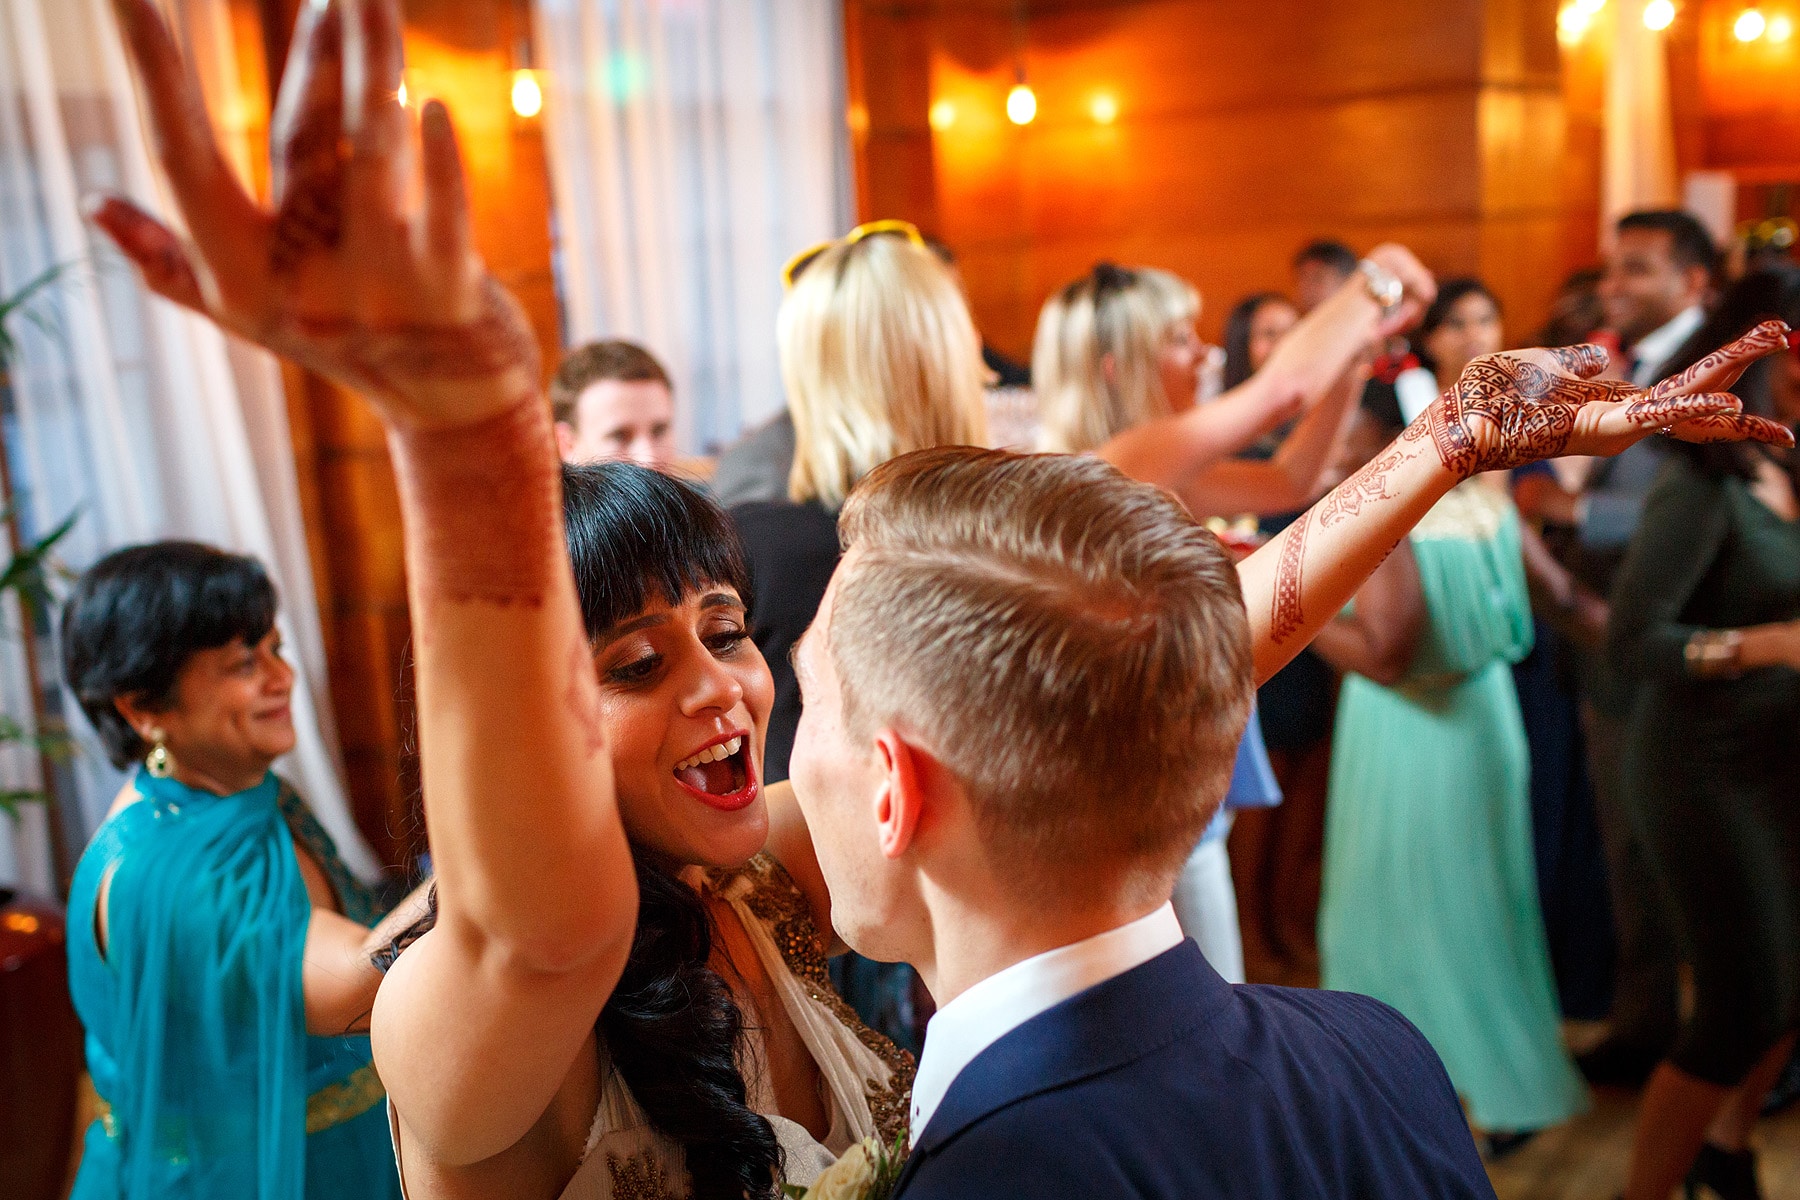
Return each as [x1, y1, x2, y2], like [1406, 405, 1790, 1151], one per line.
[1664, 412, 1797, 448]
[269, 0, 346, 275]
[97, 0, 538, 432]
[341, 0, 413, 239]
[108, 0, 265, 279]
[87, 197, 208, 313]
[1544, 343, 1612, 379]
[1649, 321, 1792, 400]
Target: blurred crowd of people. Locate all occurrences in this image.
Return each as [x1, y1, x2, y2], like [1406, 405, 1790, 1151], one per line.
[56, 10, 1800, 1194]
[543, 208, 1800, 1198]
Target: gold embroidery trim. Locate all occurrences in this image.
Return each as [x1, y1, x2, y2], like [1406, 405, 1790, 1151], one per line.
[605, 1149, 684, 1200]
[710, 853, 917, 1147]
[93, 1062, 386, 1140]
[305, 1062, 387, 1134]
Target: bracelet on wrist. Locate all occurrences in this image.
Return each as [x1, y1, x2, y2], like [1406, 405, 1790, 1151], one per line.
[1684, 629, 1745, 680]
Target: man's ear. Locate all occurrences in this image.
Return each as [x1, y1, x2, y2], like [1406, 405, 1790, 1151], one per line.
[871, 729, 932, 860]
[554, 419, 579, 462]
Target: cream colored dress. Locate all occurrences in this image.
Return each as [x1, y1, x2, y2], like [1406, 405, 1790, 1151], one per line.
[392, 854, 914, 1200]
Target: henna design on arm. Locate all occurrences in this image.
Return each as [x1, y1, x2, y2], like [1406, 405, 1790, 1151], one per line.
[389, 392, 562, 614]
[1319, 444, 1406, 528]
[1270, 513, 1311, 644]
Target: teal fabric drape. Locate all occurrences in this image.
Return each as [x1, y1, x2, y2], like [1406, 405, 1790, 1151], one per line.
[66, 769, 399, 1199]
[1319, 486, 1588, 1132]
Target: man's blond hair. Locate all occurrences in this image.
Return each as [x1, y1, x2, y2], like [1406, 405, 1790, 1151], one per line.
[778, 234, 988, 508]
[831, 447, 1253, 901]
[1033, 265, 1200, 453]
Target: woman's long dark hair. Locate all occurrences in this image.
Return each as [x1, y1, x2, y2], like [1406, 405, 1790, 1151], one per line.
[1656, 265, 1800, 487]
[1413, 277, 1499, 379]
[1221, 291, 1292, 392]
[378, 462, 779, 1200]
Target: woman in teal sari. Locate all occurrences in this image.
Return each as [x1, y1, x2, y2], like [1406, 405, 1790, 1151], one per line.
[1315, 396, 1589, 1149]
[61, 542, 422, 1199]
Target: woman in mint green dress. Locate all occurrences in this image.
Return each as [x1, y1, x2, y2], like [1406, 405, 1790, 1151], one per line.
[1315, 446, 1588, 1142]
[61, 541, 423, 1199]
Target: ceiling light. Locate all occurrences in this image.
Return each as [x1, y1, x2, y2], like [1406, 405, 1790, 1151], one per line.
[1006, 83, 1037, 126]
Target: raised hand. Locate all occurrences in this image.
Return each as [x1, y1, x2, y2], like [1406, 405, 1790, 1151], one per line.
[92, 0, 535, 432]
[1413, 323, 1795, 479]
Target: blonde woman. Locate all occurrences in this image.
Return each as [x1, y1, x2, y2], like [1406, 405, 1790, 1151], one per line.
[732, 223, 987, 786]
[1034, 261, 1364, 519]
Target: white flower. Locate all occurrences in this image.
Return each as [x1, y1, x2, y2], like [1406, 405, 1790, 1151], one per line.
[807, 1138, 879, 1200]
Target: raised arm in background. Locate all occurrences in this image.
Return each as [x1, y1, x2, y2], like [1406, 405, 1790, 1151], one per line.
[97, 0, 637, 1164]
[1097, 245, 1435, 493]
[1236, 324, 1797, 687]
[1179, 360, 1366, 518]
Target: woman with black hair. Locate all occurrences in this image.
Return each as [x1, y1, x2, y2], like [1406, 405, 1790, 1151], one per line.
[1612, 267, 1800, 1200]
[1221, 291, 1299, 393]
[61, 542, 426, 1200]
[376, 464, 911, 1200]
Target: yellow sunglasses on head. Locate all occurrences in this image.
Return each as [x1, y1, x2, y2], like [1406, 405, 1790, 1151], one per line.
[781, 219, 924, 290]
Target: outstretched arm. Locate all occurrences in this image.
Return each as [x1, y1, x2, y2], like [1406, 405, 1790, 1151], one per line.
[98, 0, 636, 1164]
[1180, 361, 1365, 518]
[1097, 245, 1433, 492]
[1238, 326, 1796, 686]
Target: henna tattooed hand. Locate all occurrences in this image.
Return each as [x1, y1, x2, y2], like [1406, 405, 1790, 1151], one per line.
[1413, 323, 1795, 479]
[91, 0, 536, 430]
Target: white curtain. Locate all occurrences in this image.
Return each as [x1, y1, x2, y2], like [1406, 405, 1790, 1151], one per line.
[534, 0, 854, 452]
[0, 0, 380, 897]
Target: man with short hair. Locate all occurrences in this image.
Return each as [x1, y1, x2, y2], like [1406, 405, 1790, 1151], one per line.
[549, 339, 679, 469]
[1603, 209, 1717, 383]
[782, 308, 1788, 1194]
[1575, 208, 1720, 1086]
[1293, 238, 1360, 314]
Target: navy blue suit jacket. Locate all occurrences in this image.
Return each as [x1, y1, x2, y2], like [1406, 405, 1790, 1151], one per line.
[895, 941, 1494, 1198]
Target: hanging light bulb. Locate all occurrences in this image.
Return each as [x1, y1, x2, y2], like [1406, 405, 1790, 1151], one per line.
[1769, 12, 1794, 39]
[1643, 0, 1676, 30]
[1006, 83, 1037, 125]
[1558, 3, 1591, 42]
[929, 99, 956, 131]
[1734, 7, 1767, 38]
[1089, 93, 1118, 124]
[396, 79, 408, 107]
[511, 69, 543, 118]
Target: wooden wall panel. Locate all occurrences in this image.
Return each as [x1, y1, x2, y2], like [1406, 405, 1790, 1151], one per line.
[850, 0, 1569, 357]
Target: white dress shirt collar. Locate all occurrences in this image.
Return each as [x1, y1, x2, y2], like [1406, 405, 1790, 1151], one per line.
[1629, 304, 1705, 387]
[908, 903, 1185, 1145]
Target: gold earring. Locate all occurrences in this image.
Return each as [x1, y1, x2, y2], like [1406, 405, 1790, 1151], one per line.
[146, 729, 173, 778]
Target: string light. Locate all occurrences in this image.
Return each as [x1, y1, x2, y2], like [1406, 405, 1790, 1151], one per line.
[1643, 0, 1676, 30]
[1089, 93, 1118, 124]
[1006, 83, 1037, 126]
[929, 99, 956, 131]
[1734, 7, 1767, 38]
[1558, 0, 1605, 44]
[397, 80, 408, 107]
[511, 69, 543, 118]
[1769, 12, 1794, 39]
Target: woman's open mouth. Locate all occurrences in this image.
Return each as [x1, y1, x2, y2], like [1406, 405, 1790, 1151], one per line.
[672, 734, 759, 812]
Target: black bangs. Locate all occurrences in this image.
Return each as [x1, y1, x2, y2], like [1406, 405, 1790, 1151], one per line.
[61, 541, 278, 766]
[561, 462, 754, 637]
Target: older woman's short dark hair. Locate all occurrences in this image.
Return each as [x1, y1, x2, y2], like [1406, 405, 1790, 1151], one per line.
[61, 542, 278, 767]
